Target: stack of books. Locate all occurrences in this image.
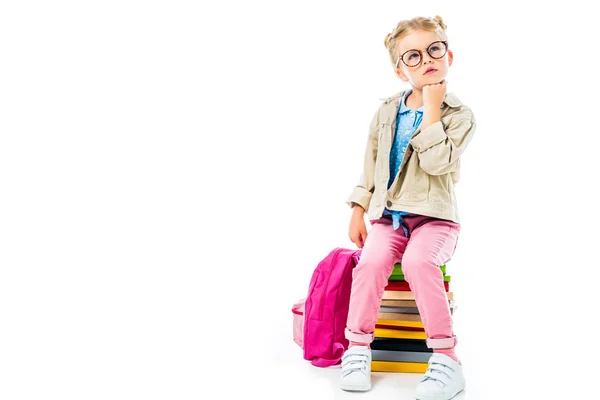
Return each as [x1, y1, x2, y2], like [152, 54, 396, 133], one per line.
[370, 263, 455, 373]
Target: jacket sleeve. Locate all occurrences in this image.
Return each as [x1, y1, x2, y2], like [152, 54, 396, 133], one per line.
[409, 111, 476, 176]
[346, 109, 380, 210]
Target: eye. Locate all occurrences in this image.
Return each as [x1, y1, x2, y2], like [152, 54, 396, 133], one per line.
[408, 53, 419, 60]
[430, 45, 440, 52]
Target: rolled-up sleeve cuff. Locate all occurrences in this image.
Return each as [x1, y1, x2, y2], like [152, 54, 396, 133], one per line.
[410, 121, 446, 152]
[346, 187, 372, 210]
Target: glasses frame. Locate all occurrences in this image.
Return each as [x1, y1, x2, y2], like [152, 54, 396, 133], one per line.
[395, 40, 449, 68]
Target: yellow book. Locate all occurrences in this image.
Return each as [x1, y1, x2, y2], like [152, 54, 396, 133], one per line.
[374, 327, 427, 340]
[376, 319, 424, 329]
[371, 360, 428, 373]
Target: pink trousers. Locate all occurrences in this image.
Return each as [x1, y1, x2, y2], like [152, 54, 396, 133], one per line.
[345, 213, 461, 349]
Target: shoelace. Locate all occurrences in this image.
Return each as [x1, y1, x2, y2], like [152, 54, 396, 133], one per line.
[341, 352, 369, 377]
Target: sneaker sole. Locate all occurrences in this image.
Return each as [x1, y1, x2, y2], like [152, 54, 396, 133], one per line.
[415, 388, 464, 400]
[340, 382, 371, 392]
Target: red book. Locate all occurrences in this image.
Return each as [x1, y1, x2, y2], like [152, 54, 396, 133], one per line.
[385, 281, 449, 292]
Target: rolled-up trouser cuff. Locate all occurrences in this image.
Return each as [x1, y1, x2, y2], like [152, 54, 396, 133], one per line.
[426, 336, 458, 349]
[345, 328, 374, 344]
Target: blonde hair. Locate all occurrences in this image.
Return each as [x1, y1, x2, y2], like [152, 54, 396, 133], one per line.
[384, 15, 448, 67]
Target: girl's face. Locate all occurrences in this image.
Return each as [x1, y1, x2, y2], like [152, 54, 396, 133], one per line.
[394, 29, 453, 90]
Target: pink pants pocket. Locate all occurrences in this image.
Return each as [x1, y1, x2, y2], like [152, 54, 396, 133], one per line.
[292, 298, 305, 349]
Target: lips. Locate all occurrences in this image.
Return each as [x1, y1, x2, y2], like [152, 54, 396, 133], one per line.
[424, 68, 437, 75]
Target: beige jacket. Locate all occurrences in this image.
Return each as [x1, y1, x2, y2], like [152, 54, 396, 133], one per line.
[346, 89, 476, 224]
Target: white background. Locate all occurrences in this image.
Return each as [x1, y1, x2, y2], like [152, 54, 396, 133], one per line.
[1, 1, 599, 399]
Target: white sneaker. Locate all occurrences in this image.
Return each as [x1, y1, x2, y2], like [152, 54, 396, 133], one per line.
[340, 346, 371, 391]
[415, 353, 465, 400]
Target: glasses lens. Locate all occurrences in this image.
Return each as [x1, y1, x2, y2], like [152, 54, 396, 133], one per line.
[428, 42, 447, 59]
[402, 50, 421, 67]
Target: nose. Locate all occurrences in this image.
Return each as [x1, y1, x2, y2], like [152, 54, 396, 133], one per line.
[422, 52, 434, 64]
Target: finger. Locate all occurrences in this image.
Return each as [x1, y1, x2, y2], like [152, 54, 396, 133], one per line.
[355, 233, 364, 248]
[361, 232, 368, 246]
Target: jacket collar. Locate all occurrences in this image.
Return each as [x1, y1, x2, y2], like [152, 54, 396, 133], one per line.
[398, 90, 424, 114]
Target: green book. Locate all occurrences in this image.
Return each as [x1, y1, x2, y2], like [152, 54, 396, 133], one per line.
[391, 264, 446, 276]
[389, 274, 451, 282]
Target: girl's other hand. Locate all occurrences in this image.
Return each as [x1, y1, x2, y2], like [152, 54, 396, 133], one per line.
[349, 206, 368, 248]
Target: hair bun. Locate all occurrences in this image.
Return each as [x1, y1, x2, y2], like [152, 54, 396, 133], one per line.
[384, 32, 391, 48]
[384, 29, 397, 48]
[432, 15, 447, 30]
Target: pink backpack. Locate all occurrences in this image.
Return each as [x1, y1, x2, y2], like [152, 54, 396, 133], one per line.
[292, 247, 362, 367]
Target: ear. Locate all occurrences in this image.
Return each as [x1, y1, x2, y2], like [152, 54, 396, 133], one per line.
[395, 64, 409, 82]
[447, 49, 454, 67]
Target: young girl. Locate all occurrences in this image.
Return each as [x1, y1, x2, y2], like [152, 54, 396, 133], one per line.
[341, 16, 476, 400]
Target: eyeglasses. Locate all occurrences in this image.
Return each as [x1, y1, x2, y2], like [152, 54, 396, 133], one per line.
[395, 41, 448, 68]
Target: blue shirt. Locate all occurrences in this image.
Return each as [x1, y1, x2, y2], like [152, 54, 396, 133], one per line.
[382, 89, 424, 235]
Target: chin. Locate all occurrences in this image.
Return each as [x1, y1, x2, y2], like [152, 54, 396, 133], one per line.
[417, 78, 439, 87]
